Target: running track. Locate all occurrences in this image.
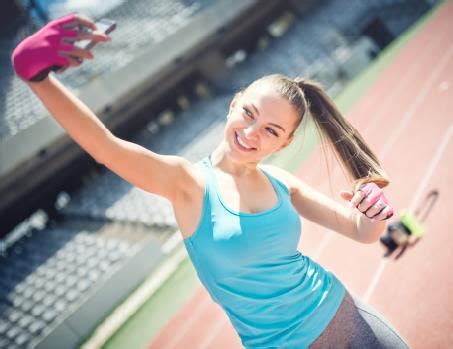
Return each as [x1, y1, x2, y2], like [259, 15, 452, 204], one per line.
[148, 2, 453, 348]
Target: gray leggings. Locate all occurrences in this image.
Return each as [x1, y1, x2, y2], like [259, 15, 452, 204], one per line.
[310, 290, 411, 348]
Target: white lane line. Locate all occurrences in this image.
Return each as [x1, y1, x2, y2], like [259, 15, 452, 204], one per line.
[311, 46, 453, 261]
[407, 124, 453, 212]
[379, 47, 453, 159]
[361, 30, 443, 138]
[165, 293, 213, 349]
[312, 231, 334, 260]
[363, 124, 452, 302]
[306, 44, 453, 260]
[81, 244, 188, 349]
[162, 231, 183, 254]
[358, 14, 450, 115]
[198, 316, 229, 349]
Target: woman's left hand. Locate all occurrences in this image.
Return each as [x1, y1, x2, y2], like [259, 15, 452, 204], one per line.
[341, 182, 394, 221]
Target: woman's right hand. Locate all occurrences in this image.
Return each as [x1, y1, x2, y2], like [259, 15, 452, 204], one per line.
[11, 13, 111, 82]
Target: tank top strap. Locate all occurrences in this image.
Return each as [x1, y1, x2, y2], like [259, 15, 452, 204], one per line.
[258, 165, 291, 197]
[197, 156, 218, 194]
[187, 157, 215, 240]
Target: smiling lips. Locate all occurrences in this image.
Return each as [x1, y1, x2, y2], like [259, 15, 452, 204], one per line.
[234, 131, 257, 152]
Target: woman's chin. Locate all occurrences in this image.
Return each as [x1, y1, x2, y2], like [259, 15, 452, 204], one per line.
[229, 148, 263, 163]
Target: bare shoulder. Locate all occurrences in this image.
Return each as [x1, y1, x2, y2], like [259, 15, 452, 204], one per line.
[259, 163, 301, 195]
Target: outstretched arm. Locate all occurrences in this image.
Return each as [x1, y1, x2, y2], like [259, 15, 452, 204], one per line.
[260, 164, 388, 244]
[15, 14, 197, 203]
[28, 76, 195, 202]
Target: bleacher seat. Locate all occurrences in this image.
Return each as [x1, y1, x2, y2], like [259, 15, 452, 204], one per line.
[0, 218, 157, 348]
[0, 0, 216, 143]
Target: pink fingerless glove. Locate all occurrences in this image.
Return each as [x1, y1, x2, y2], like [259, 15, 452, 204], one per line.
[358, 183, 394, 220]
[11, 14, 79, 81]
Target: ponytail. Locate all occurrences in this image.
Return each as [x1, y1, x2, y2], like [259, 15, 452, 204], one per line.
[294, 77, 389, 191]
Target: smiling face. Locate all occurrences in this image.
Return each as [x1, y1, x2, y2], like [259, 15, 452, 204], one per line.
[223, 83, 302, 163]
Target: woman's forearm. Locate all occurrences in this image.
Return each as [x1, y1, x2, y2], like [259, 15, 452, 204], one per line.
[355, 213, 387, 244]
[27, 74, 112, 163]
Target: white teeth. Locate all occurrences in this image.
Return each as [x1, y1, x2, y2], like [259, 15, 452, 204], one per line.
[238, 137, 251, 149]
[236, 134, 253, 149]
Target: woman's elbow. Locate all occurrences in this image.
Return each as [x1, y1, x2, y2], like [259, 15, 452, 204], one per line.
[91, 130, 118, 165]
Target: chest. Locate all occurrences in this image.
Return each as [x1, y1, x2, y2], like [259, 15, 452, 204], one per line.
[214, 170, 279, 214]
[201, 202, 302, 282]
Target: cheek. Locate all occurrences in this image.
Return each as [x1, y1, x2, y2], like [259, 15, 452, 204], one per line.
[258, 134, 281, 151]
[226, 114, 247, 133]
[266, 134, 290, 151]
[224, 118, 241, 140]
[225, 119, 237, 135]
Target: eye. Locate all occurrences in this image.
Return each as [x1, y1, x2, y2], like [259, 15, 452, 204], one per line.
[266, 128, 279, 137]
[243, 107, 253, 118]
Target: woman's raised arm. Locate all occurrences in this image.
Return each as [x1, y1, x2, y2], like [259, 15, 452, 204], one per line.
[28, 75, 195, 203]
[14, 13, 197, 203]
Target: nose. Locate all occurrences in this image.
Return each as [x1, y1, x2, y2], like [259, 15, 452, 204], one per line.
[243, 123, 259, 140]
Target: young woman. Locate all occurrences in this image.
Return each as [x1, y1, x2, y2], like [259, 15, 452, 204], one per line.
[12, 14, 410, 348]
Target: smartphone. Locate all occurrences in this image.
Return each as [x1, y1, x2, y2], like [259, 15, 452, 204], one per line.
[76, 18, 116, 51]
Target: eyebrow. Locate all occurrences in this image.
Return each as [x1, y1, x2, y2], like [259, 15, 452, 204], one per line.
[250, 103, 287, 133]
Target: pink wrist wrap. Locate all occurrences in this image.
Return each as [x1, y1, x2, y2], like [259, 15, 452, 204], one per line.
[358, 182, 394, 220]
[11, 14, 78, 81]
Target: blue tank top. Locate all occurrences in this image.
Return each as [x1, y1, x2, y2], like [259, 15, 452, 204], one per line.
[183, 156, 345, 348]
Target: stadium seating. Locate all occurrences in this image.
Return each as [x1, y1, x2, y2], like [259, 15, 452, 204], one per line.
[0, 0, 215, 142]
[0, 216, 170, 348]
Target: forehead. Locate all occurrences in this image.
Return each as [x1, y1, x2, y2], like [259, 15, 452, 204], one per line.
[241, 84, 299, 126]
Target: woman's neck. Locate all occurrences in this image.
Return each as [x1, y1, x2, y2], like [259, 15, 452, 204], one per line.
[210, 144, 260, 178]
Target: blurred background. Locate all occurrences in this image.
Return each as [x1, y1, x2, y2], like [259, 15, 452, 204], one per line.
[0, 0, 444, 348]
